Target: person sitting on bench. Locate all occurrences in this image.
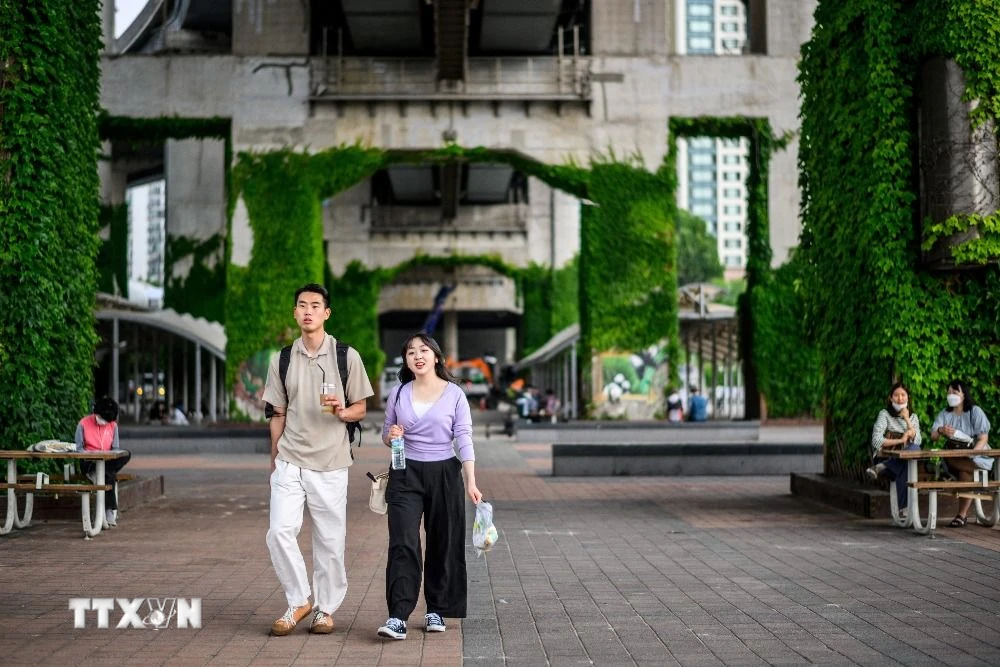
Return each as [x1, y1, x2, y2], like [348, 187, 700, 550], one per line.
[931, 380, 992, 528]
[75, 397, 131, 528]
[867, 382, 921, 517]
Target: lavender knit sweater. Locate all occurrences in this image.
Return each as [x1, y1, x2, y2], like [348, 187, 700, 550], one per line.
[382, 381, 476, 462]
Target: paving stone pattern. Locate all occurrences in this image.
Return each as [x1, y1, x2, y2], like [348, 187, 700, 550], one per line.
[2, 429, 999, 666]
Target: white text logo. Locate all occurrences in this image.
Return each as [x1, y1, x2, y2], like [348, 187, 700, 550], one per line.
[69, 598, 201, 629]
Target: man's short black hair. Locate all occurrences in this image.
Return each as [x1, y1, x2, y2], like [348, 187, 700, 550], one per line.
[295, 283, 330, 309]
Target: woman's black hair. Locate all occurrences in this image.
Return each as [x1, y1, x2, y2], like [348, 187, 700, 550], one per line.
[885, 382, 912, 416]
[94, 396, 119, 423]
[946, 379, 975, 412]
[398, 333, 456, 384]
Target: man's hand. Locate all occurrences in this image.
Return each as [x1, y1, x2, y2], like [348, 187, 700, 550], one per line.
[321, 395, 342, 414]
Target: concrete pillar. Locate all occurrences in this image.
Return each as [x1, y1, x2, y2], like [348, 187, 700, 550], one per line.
[100, 0, 114, 54]
[444, 310, 459, 361]
[183, 343, 189, 417]
[504, 327, 517, 363]
[167, 339, 174, 410]
[111, 318, 120, 404]
[570, 344, 578, 419]
[194, 344, 203, 422]
[209, 355, 217, 423]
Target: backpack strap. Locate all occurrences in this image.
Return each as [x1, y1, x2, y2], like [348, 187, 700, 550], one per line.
[264, 345, 293, 420]
[336, 341, 361, 447]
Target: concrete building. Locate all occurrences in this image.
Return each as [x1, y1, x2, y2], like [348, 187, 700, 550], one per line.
[98, 0, 817, 413]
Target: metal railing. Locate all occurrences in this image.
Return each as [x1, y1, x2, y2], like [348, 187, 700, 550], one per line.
[311, 56, 590, 100]
[368, 204, 528, 234]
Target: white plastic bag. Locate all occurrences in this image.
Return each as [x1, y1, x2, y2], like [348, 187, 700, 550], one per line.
[472, 501, 499, 557]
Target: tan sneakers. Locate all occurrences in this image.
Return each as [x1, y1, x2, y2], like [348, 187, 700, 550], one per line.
[270, 602, 313, 636]
[309, 610, 335, 634]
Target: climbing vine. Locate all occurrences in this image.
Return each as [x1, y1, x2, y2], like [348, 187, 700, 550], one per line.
[98, 114, 231, 321]
[798, 0, 1000, 479]
[227, 143, 678, 414]
[96, 203, 129, 297]
[0, 0, 103, 455]
[668, 117, 790, 416]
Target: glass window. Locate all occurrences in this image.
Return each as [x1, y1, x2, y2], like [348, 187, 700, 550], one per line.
[691, 153, 714, 166]
[723, 171, 741, 181]
[723, 205, 742, 215]
[721, 22, 739, 32]
[692, 187, 714, 200]
[721, 39, 741, 50]
[689, 137, 713, 149]
[692, 204, 714, 217]
[720, 6, 738, 16]
[722, 155, 741, 165]
[725, 255, 743, 266]
[688, 37, 712, 51]
[689, 5, 712, 17]
[688, 20, 712, 33]
[723, 188, 742, 198]
[691, 170, 713, 183]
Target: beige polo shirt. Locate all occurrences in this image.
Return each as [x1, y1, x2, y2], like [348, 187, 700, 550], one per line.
[262, 335, 374, 472]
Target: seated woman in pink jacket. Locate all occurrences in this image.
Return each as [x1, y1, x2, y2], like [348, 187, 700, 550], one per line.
[377, 333, 483, 641]
[75, 397, 130, 527]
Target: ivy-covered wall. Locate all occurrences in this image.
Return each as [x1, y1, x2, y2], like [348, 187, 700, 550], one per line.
[97, 203, 129, 297]
[580, 160, 679, 377]
[0, 0, 103, 449]
[751, 253, 822, 419]
[668, 117, 787, 418]
[98, 114, 231, 322]
[799, 0, 1000, 478]
[227, 144, 678, 412]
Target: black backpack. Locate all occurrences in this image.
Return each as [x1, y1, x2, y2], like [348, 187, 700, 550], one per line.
[264, 341, 361, 446]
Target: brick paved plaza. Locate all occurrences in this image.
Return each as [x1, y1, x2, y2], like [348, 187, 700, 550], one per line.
[2, 429, 1000, 666]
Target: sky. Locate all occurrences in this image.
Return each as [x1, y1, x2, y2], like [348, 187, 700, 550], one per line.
[114, 0, 146, 39]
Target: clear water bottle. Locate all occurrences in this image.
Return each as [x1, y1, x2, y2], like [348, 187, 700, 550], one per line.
[391, 436, 406, 470]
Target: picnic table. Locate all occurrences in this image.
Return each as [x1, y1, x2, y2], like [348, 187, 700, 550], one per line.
[882, 448, 1000, 537]
[1, 450, 130, 538]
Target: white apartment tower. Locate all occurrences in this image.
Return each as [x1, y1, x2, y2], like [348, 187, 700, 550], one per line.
[675, 0, 751, 280]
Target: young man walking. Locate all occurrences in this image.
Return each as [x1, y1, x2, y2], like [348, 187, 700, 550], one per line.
[262, 283, 374, 636]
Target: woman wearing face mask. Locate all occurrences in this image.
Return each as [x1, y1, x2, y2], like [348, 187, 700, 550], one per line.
[75, 397, 131, 528]
[868, 383, 921, 515]
[931, 380, 992, 527]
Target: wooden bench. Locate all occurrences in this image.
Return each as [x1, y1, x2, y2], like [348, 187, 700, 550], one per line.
[884, 448, 1000, 537]
[1, 450, 129, 539]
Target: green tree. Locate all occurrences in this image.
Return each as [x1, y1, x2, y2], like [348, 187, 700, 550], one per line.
[676, 209, 724, 285]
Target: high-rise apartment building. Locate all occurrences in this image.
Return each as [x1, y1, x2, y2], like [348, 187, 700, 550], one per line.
[146, 181, 166, 285]
[675, 0, 751, 279]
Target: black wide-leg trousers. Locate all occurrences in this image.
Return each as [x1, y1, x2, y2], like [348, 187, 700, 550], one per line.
[385, 457, 467, 621]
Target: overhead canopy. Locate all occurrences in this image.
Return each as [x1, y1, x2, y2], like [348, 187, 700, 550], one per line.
[514, 323, 579, 372]
[96, 307, 226, 360]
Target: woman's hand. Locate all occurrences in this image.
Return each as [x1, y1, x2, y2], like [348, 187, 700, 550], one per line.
[385, 424, 404, 446]
[466, 481, 483, 504]
[939, 425, 955, 438]
[904, 428, 916, 442]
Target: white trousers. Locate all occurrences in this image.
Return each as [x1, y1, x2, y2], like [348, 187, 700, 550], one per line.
[266, 459, 349, 615]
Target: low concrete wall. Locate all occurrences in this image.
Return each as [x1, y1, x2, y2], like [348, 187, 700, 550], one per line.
[552, 442, 822, 476]
[524, 420, 761, 445]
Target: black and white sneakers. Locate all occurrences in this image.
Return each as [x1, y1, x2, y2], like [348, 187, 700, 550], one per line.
[377, 617, 407, 640]
[424, 612, 446, 633]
